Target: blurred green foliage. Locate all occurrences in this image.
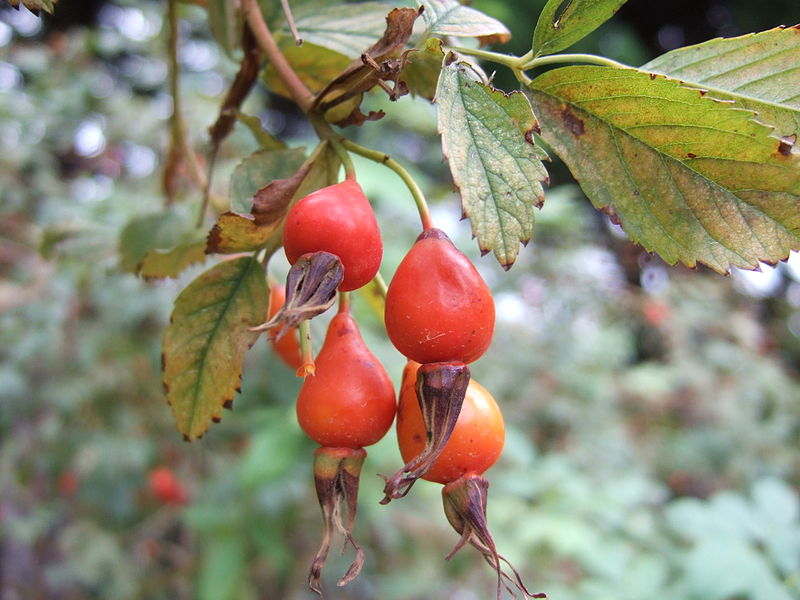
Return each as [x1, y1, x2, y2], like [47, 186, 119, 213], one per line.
[1, 1, 799, 599]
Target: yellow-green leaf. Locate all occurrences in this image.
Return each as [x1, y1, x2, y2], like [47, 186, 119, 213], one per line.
[162, 257, 267, 441]
[263, 40, 351, 100]
[138, 241, 207, 280]
[643, 26, 800, 139]
[525, 65, 800, 273]
[437, 61, 549, 269]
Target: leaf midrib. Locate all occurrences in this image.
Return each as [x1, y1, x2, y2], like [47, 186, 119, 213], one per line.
[184, 259, 256, 435]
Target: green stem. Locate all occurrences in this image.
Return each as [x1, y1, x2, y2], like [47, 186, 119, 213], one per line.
[521, 53, 629, 71]
[330, 139, 356, 181]
[446, 45, 523, 71]
[371, 272, 387, 300]
[339, 138, 433, 231]
[338, 291, 351, 314]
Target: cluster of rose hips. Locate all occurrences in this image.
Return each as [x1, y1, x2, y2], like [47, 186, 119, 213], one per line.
[261, 178, 542, 598]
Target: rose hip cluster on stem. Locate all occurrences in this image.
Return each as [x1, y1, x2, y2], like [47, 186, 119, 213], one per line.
[263, 172, 541, 597]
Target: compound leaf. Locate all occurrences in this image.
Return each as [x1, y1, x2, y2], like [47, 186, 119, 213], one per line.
[525, 65, 800, 273]
[532, 0, 629, 57]
[162, 257, 267, 441]
[437, 60, 549, 269]
[643, 26, 800, 139]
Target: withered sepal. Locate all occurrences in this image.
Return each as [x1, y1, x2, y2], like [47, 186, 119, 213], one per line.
[442, 472, 546, 599]
[251, 251, 343, 335]
[309, 446, 367, 597]
[380, 361, 470, 503]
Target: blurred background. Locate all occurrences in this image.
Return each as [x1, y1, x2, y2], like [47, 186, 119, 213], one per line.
[1, 0, 799, 598]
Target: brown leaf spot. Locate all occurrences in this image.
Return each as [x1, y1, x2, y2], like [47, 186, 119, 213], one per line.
[561, 106, 585, 137]
[223, 399, 234, 410]
[649, 73, 657, 80]
[524, 129, 536, 145]
[445, 51, 457, 66]
[778, 133, 796, 156]
[601, 205, 621, 225]
[687, 152, 697, 159]
[212, 416, 221, 423]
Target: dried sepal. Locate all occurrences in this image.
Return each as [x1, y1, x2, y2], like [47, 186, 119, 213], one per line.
[250, 251, 343, 333]
[309, 446, 368, 596]
[442, 472, 546, 599]
[380, 361, 470, 503]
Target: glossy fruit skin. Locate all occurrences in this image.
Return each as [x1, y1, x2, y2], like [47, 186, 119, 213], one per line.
[384, 228, 495, 364]
[148, 467, 189, 505]
[396, 362, 504, 485]
[283, 180, 382, 292]
[267, 281, 302, 369]
[296, 311, 396, 448]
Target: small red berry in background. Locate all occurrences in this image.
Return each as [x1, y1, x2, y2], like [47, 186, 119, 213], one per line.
[148, 467, 189, 506]
[283, 180, 383, 292]
[58, 470, 80, 497]
[643, 298, 671, 328]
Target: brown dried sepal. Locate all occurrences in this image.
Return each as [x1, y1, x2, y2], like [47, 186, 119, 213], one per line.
[250, 251, 343, 333]
[442, 472, 546, 599]
[312, 7, 422, 125]
[380, 361, 470, 504]
[309, 446, 368, 596]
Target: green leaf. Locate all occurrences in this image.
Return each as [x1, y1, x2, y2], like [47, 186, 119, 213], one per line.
[229, 148, 307, 213]
[7, 0, 57, 15]
[197, 536, 247, 600]
[402, 37, 446, 100]
[118, 210, 186, 274]
[419, 0, 510, 46]
[642, 26, 800, 139]
[208, 0, 243, 58]
[262, 40, 352, 100]
[283, 2, 391, 59]
[525, 65, 800, 272]
[532, 0, 629, 57]
[138, 241, 207, 280]
[436, 61, 549, 269]
[162, 257, 267, 441]
[233, 112, 286, 150]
